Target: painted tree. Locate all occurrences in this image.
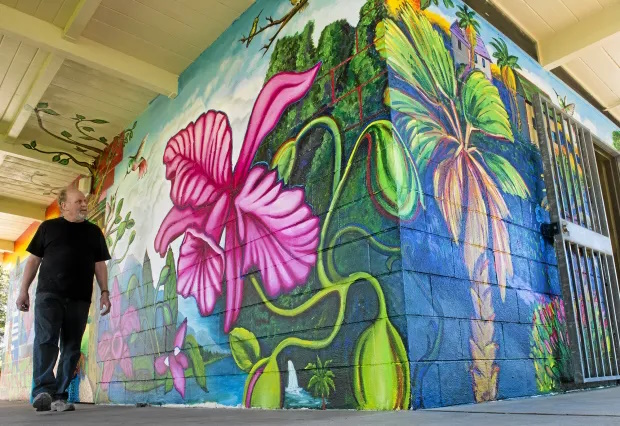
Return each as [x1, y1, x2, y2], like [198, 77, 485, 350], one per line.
[380, 5, 529, 401]
[305, 356, 336, 410]
[456, 4, 480, 71]
[490, 37, 522, 130]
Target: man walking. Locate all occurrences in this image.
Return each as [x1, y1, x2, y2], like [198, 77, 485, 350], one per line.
[15, 186, 112, 412]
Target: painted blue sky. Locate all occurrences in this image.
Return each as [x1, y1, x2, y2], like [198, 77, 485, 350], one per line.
[432, 0, 619, 146]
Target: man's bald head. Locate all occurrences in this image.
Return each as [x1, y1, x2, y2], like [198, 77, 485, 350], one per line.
[58, 187, 88, 222]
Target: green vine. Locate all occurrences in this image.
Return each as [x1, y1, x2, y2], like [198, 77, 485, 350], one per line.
[238, 117, 411, 409]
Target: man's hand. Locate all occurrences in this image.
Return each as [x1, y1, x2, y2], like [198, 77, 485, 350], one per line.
[16, 291, 30, 312]
[100, 292, 111, 316]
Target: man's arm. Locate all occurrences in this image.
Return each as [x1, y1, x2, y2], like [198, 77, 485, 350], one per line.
[16, 255, 41, 312]
[95, 261, 111, 316]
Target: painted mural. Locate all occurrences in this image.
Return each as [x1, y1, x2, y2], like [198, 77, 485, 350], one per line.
[2, 0, 619, 409]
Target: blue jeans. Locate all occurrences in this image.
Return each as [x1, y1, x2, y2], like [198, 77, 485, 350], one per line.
[32, 292, 90, 401]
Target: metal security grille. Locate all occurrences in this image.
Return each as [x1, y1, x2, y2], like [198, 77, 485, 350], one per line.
[534, 93, 620, 383]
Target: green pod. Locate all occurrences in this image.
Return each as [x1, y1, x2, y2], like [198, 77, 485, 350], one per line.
[353, 318, 411, 410]
[270, 138, 297, 183]
[365, 121, 422, 220]
[243, 357, 282, 409]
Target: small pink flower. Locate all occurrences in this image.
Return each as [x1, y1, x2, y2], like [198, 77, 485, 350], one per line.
[155, 64, 321, 332]
[97, 279, 140, 388]
[155, 319, 189, 397]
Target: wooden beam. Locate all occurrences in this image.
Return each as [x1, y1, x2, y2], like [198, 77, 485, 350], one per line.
[0, 4, 178, 97]
[0, 137, 89, 175]
[7, 54, 64, 139]
[0, 239, 15, 253]
[63, 0, 103, 41]
[537, 2, 620, 70]
[0, 195, 46, 221]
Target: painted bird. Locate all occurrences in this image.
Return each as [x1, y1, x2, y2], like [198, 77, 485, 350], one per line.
[127, 133, 148, 179]
[243, 10, 262, 47]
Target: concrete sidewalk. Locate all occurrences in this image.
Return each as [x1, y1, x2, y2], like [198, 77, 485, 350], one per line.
[1, 386, 619, 426]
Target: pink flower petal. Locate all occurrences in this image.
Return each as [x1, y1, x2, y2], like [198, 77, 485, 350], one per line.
[224, 221, 243, 333]
[178, 229, 225, 316]
[174, 318, 188, 349]
[100, 360, 115, 387]
[120, 306, 140, 338]
[97, 334, 113, 362]
[169, 354, 187, 398]
[234, 166, 319, 297]
[154, 194, 231, 257]
[164, 111, 233, 209]
[175, 352, 189, 370]
[154, 355, 168, 376]
[234, 63, 321, 185]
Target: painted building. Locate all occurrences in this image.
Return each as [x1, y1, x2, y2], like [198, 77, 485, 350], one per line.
[1, 0, 619, 411]
[449, 21, 493, 80]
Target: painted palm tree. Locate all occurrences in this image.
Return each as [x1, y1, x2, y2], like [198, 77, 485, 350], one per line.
[456, 5, 481, 71]
[380, 5, 529, 401]
[490, 37, 522, 130]
[305, 356, 335, 410]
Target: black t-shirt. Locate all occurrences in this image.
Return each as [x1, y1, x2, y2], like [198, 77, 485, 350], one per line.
[26, 217, 111, 302]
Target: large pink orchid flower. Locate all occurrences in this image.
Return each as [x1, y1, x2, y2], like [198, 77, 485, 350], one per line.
[97, 279, 140, 388]
[155, 319, 189, 397]
[155, 64, 321, 332]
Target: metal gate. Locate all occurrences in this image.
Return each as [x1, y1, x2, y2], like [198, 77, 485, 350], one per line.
[534, 93, 620, 383]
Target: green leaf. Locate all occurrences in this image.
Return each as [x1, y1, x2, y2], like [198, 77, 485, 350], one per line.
[61, 130, 72, 138]
[117, 221, 127, 240]
[161, 304, 172, 325]
[382, 18, 438, 102]
[37, 102, 48, 109]
[22, 144, 33, 150]
[41, 109, 59, 115]
[91, 119, 109, 124]
[186, 334, 208, 391]
[83, 126, 95, 132]
[59, 159, 69, 165]
[157, 266, 171, 292]
[165, 377, 173, 393]
[127, 274, 140, 300]
[399, 7, 456, 100]
[52, 155, 61, 162]
[128, 230, 136, 245]
[126, 219, 135, 229]
[480, 151, 530, 199]
[76, 114, 86, 120]
[114, 215, 122, 224]
[100, 137, 108, 143]
[106, 236, 113, 248]
[30, 141, 37, 148]
[229, 327, 261, 372]
[461, 71, 513, 141]
[115, 198, 124, 216]
[164, 249, 178, 323]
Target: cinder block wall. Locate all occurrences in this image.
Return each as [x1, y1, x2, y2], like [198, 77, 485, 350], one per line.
[3, 0, 618, 410]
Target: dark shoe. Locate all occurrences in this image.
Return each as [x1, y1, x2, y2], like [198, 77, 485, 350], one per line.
[51, 399, 75, 412]
[32, 392, 52, 412]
